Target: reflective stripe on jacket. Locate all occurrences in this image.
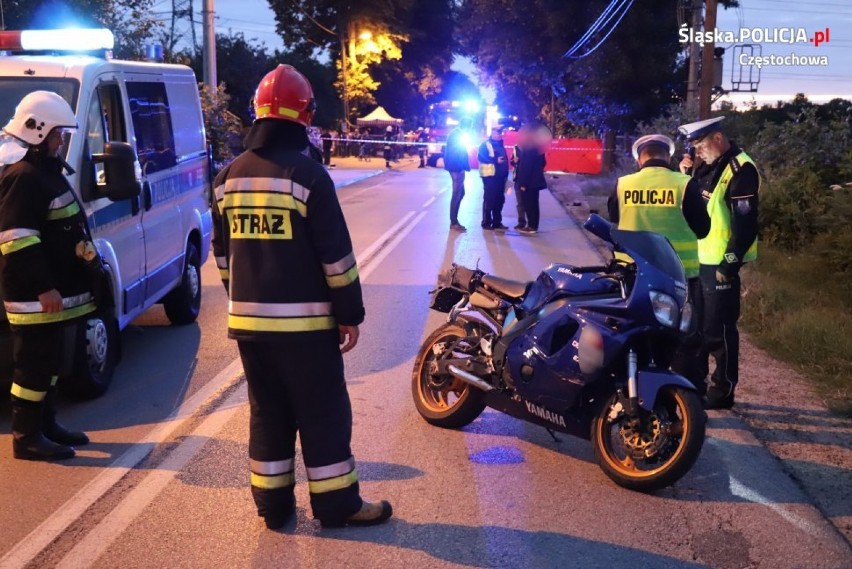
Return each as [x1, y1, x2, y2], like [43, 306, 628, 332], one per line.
[211, 149, 364, 341]
[0, 155, 96, 326]
[698, 151, 759, 265]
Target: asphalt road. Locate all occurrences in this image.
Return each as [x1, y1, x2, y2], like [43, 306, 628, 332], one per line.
[0, 164, 849, 569]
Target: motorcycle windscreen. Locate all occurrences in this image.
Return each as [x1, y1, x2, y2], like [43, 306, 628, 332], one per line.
[610, 228, 686, 284]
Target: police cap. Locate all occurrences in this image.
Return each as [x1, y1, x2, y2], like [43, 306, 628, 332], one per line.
[678, 116, 725, 142]
[631, 134, 675, 160]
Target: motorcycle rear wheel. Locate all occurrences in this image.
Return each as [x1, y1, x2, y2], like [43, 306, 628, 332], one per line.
[592, 386, 705, 492]
[411, 324, 486, 429]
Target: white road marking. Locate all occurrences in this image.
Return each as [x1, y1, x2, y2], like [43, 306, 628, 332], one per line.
[729, 476, 822, 537]
[422, 196, 436, 208]
[360, 211, 428, 283]
[55, 387, 247, 569]
[0, 359, 244, 569]
[357, 211, 416, 267]
[3, 179, 430, 568]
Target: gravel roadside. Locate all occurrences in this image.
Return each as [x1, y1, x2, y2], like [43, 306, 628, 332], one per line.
[547, 172, 852, 545]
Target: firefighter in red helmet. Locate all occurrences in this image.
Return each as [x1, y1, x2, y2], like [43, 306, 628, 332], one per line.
[211, 65, 392, 529]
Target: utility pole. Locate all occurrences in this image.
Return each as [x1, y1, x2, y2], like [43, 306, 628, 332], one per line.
[698, 0, 718, 119]
[202, 0, 216, 90]
[686, 0, 703, 118]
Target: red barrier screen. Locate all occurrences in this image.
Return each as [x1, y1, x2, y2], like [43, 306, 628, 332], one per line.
[470, 132, 603, 175]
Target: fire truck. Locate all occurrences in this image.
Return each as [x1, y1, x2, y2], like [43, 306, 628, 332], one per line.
[424, 99, 485, 167]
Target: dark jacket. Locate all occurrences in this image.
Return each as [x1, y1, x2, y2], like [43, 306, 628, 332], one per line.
[0, 151, 95, 326]
[443, 127, 470, 172]
[514, 147, 547, 191]
[212, 120, 365, 342]
[478, 138, 509, 179]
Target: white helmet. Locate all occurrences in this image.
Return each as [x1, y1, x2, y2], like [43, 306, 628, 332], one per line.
[631, 134, 675, 160]
[3, 91, 78, 146]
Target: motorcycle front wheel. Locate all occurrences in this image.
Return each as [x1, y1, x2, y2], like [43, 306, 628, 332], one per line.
[592, 386, 705, 492]
[411, 324, 486, 429]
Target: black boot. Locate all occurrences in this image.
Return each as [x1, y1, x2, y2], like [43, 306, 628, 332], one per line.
[11, 399, 76, 461]
[43, 388, 89, 446]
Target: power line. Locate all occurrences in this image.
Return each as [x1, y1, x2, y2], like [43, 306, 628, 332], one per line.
[564, 0, 624, 57]
[564, 0, 635, 59]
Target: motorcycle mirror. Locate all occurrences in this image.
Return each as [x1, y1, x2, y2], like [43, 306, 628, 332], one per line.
[583, 214, 614, 244]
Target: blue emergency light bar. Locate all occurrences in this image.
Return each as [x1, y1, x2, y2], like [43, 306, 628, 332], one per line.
[0, 28, 115, 52]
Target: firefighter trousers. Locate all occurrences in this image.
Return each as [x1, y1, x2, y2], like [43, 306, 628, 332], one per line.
[698, 264, 742, 398]
[238, 333, 362, 523]
[10, 322, 77, 405]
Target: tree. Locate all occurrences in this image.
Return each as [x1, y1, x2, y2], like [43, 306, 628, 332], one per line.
[457, 0, 686, 133]
[266, 0, 414, 122]
[198, 83, 243, 173]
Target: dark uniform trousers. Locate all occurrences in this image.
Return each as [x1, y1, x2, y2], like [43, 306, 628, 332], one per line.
[238, 332, 362, 522]
[449, 171, 466, 225]
[11, 322, 77, 403]
[481, 176, 507, 228]
[698, 263, 741, 397]
[670, 277, 705, 395]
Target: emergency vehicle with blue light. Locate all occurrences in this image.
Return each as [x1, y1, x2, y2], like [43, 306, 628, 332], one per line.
[0, 28, 212, 398]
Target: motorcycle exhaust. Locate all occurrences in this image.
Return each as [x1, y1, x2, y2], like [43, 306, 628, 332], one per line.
[447, 364, 495, 392]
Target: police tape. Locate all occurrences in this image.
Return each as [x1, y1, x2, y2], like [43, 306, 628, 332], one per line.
[319, 136, 602, 151]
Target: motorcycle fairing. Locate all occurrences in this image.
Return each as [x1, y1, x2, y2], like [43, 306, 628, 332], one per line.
[636, 369, 696, 411]
[519, 263, 619, 314]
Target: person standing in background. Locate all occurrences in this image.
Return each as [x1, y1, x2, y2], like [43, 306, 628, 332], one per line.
[478, 125, 510, 231]
[444, 117, 473, 232]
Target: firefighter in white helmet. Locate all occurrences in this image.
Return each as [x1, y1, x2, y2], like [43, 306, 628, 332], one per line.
[0, 91, 102, 460]
[211, 65, 392, 529]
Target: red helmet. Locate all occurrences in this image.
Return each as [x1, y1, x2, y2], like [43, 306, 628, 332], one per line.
[252, 64, 316, 126]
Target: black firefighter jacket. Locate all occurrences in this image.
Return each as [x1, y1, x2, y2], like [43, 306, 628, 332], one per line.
[211, 122, 365, 342]
[0, 152, 96, 327]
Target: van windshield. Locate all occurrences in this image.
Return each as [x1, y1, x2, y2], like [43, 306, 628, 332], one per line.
[0, 79, 78, 155]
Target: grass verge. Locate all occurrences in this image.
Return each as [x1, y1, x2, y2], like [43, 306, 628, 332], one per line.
[740, 245, 852, 417]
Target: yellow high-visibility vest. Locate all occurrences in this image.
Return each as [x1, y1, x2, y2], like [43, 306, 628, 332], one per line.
[479, 141, 496, 177]
[616, 166, 699, 278]
[698, 151, 759, 265]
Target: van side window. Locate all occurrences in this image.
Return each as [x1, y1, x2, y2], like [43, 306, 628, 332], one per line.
[83, 84, 128, 200]
[126, 82, 176, 176]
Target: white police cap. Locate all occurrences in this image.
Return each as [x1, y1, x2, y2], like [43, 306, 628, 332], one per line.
[631, 134, 675, 160]
[678, 116, 725, 141]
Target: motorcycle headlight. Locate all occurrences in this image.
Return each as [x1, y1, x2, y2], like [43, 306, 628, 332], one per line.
[649, 290, 678, 328]
[679, 300, 693, 333]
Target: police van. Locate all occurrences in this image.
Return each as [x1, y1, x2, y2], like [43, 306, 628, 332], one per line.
[0, 29, 212, 397]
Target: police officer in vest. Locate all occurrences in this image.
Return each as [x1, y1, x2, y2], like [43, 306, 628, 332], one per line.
[478, 125, 510, 231]
[0, 91, 101, 460]
[211, 65, 392, 529]
[678, 117, 760, 410]
[608, 134, 710, 393]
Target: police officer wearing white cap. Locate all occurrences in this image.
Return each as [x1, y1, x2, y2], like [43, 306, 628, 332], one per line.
[608, 134, 710, 393]
[677, 116, 760, 410]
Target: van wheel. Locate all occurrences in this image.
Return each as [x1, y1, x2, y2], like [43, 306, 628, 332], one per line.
[61, 311, 120, 400]
[163, 241, 201, 325]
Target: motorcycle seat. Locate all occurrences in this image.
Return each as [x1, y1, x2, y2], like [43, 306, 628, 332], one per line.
[482, 275, 529, 299]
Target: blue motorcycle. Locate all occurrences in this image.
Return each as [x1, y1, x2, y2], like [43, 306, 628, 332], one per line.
[412, 214, 706, 492]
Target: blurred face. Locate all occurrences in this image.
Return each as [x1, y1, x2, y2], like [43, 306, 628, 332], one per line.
[692, 131, 726, 163]
[491, 129, 504, 141]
